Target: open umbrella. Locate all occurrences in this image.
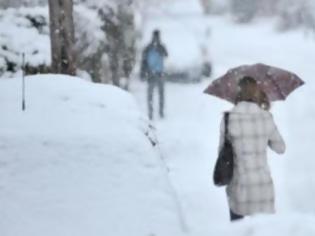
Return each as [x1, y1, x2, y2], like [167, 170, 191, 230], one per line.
[204, 63, 305, 103]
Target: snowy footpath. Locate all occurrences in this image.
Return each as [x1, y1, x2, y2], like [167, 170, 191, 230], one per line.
[132, 17, 315, 235]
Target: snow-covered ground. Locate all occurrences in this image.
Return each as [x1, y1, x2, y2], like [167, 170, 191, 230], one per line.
[131, 15, 315, 236]
[0, 75, 185, 236]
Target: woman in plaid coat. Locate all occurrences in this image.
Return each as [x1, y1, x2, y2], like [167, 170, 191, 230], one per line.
[219, 77, 286, 221]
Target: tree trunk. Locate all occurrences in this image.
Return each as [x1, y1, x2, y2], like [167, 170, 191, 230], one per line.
[48, 0, 76, 75]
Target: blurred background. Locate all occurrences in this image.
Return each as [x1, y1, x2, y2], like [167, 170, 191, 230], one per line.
[1, 0, 314, 85]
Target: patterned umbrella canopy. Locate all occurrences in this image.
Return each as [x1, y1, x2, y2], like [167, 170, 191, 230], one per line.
[204, 63, 305, 103]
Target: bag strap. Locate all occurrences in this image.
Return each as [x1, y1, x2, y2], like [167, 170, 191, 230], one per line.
[224, 112, 230, 138]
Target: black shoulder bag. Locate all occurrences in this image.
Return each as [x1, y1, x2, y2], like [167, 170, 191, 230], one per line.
[213, 113, 234, 186]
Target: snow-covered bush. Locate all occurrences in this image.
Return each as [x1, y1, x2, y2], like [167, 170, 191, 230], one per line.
[0, 0, 46, 9]
[76, 0, 138, 88]
[277, 0, 315, 33]
[73, 5, 110, 83]
[0, 5, 109, 80]
[74, 5, 104, 59]
[230, 0, 258, 23]
[200, 0, 230, 15]
[177, 0, 315, 33]
[0, 56, 7, 74]
[0, 7, 51, 77]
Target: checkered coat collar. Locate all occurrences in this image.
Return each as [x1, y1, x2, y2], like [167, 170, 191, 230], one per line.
[232, 101, 262, 114]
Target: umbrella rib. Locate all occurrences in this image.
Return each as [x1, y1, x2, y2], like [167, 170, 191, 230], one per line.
[268, 76, 286, 100]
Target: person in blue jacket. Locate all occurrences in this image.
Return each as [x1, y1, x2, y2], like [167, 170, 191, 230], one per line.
[141, 30, 168, 120]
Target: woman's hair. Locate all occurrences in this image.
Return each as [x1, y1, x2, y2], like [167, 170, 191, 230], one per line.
[236, 76, 270, 110]
[258, 89, 270, 110]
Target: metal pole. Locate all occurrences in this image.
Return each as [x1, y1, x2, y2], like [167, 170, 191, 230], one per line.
[22, 53, 26, 111]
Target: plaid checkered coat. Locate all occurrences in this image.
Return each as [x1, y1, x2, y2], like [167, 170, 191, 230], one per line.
[219, 102, 286, 216]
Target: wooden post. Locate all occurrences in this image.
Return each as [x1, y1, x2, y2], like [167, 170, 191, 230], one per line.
[22, 53, 26, 111]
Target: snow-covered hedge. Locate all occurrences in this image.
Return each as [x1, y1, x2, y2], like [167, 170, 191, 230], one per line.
[0, 6, 105, 78]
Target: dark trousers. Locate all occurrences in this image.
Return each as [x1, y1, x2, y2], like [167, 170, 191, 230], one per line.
[147, 74, 164, 120]
[230, 209, 244, 221]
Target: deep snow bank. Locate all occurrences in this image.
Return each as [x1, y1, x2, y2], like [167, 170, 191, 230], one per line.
[0, 75, 184, 236]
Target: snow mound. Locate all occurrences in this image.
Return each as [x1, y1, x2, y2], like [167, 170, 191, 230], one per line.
[0, 75, 184, 236]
